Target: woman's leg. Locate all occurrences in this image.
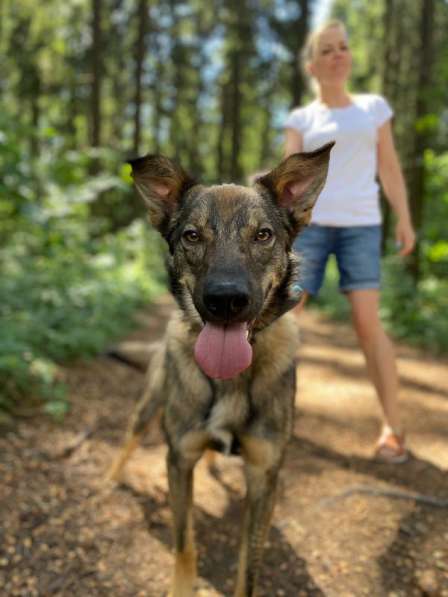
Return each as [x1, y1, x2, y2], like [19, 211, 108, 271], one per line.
[346, 289, 402, 432]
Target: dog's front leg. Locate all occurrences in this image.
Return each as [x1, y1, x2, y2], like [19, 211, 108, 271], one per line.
[167, 449, 197, 597]
[235, 436, 282, 597]
[106, 346, 166, 483]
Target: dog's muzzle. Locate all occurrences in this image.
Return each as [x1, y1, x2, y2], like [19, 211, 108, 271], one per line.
[193, 275, 255, 380]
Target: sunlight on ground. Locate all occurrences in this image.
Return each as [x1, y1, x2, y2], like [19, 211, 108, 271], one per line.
[298, 309, 448, 469]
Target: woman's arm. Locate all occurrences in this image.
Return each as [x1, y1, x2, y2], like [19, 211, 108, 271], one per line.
[284, 128, 303, 157]
[377, 121, 415, 256]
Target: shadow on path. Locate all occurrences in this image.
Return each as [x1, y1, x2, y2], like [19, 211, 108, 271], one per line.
[300, 352, 448, 401]
[289, 435, 448, 495]
[287, 435, 448, 594]
[120, 479, 325, 596]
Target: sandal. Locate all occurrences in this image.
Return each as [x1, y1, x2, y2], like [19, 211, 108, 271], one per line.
[375, 427, 409, 464]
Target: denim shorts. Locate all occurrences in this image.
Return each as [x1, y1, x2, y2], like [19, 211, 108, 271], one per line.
[293, 224, 382, 296]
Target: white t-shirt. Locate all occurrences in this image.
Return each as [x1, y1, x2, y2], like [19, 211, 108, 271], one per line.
[284, 94, 393, 226]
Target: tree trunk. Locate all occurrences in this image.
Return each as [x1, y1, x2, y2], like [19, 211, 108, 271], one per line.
[229, 49, 243, 182]
[110, 0, 128, 148]
[66, 77, 79, 149]
[91, 0, 102, 149]
[168, 2, 184, 162]
[380, 0, 395, 253]
[29, 71, 41, 158]
[291, 0, 310, 108]
[217, 80, 231, 181]
[150, 28, 164, 155]
[259, 85, 275, 167]
[187, 10, 208, 179]
[133, 0, 148, 156]
[407, 0, 434, 281]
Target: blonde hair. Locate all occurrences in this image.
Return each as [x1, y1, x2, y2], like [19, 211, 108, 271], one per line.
[300, 19, 348, 76]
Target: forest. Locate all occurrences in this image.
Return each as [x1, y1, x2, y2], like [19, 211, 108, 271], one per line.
[1, 0, 448, 419]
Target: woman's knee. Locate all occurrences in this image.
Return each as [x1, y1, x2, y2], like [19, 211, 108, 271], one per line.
[348, 290, 382, 341]
[352, 311, 381, 343]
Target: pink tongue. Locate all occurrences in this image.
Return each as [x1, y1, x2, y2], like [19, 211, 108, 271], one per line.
[194, 322, 252, 380]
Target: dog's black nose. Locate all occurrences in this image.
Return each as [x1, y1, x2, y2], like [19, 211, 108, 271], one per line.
[203, 279, 250, 321]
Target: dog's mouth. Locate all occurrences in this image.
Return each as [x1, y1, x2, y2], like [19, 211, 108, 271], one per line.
[194, 321, 252, 380]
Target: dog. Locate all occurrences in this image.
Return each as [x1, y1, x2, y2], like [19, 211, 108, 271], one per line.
[108, 142, 333, 596]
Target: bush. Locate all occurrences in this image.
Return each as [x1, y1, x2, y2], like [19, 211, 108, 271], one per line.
[312, 256, 448, 354]
[0, 221, 166, 418]
[0, 117, 166, 419]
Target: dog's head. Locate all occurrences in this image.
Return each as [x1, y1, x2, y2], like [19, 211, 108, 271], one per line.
[129, 143, 333, 380]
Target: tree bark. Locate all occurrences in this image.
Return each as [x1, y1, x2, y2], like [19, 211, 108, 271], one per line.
[291, 0, 310, 108]
[91, 0, 102, 149]
[152, 46, 164, 155]
[229, 48, 242, 182]
[217, 79, 231, 181]
[29, 70, 41, 158]
[133, 0, 149, 155]
[407, 0, 434, 281]
[380, 0, 395, 253]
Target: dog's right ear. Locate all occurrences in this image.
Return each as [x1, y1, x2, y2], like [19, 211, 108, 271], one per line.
[128, 155, 195, 233]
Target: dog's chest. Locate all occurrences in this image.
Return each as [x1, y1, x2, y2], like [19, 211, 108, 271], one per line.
[207, 382, 249, 427]
[204, 383, 250, 454]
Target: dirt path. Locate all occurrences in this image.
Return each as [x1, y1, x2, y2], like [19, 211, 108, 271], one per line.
[1, 295, 447, 597]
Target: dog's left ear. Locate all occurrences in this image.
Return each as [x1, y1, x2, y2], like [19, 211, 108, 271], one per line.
[128, 155, 195, 233]
[257, 142, 334, 233]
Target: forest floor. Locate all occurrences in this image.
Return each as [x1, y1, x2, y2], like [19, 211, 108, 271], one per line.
[1, 294, 448, 597]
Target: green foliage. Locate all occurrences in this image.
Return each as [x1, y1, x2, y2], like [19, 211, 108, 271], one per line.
[381, 258, 448, 353]
[0, 115, 166, 418]
[313, 256, 448, 354]
[421, 150, 448, 276]
[2, 0, 448, 425]
[310, 151, 448, 352]
[1, 220, 165, 415]
[332, 0, 385, 92]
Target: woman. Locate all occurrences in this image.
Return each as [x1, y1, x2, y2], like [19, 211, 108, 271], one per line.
[285, 20, 415, 463]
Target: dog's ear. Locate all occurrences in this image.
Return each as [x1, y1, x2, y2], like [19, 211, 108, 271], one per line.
[257, 142, 334, 233]
[128, 155, 195, 232]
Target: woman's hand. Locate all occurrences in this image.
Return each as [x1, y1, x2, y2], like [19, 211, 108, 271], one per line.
[378, 121, 416, 257]
[395, 217, 415, 256]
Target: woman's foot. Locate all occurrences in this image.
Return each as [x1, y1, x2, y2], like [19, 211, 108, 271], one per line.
[374, 427, 409, 464]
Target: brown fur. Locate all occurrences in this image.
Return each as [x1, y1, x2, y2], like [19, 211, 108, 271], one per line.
[108, 143, 333, 596]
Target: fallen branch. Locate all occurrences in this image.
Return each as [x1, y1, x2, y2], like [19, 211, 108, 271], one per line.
[104, 349, 147, 372]
[317, 484, 448, 508]
[54, 427, 95, 459]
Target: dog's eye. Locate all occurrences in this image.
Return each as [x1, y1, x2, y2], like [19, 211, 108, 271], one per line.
[183, 229, 200, 243]
[255, 228, 273, 242]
